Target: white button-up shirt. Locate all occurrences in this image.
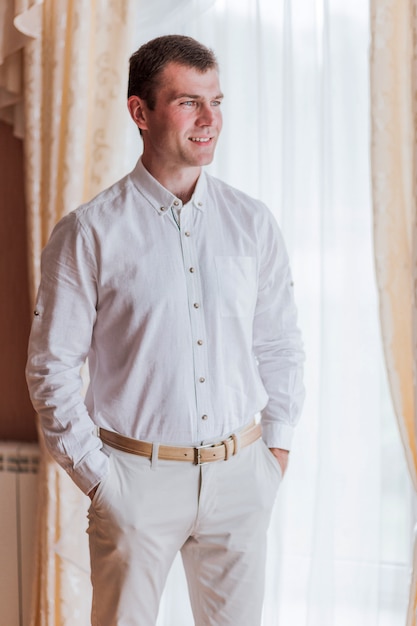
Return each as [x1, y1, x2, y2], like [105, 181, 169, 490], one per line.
[26, 159, 305, 494]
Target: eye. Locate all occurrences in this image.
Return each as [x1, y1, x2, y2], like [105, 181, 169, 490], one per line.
[211, 100, 222, 107]
[181, 101, 196, 107]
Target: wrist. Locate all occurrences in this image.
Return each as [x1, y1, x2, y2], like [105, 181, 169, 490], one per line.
[88, 484, 99, 500]
[269, 448, 289, 475]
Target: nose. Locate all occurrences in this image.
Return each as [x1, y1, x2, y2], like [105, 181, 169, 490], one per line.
[197, 103, 215, 126]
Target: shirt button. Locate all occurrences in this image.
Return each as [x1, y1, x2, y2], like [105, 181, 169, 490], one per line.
[189, 267, 195, 273]
[198, 202, 203, 207]
[173, 200, 180, 206]
[199, 377, 205, 383]
[159, 206, 166, 212]
[34, 310, 40, 316]
[201, 414, 208, 420]
[193, 303, 200, 309]
[197, 340, 203, 345]
[185, 231, 191, 237]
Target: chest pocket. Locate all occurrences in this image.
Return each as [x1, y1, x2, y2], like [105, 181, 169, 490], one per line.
[215, 256, 257, 317]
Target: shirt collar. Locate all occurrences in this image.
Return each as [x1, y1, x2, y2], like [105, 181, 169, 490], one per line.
[130, 158, 208, 216]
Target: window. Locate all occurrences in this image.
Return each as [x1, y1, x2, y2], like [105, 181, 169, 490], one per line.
[130, 2, 413, 623]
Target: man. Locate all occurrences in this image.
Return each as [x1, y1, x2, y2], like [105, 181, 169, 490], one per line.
[26, 35, 305, 626]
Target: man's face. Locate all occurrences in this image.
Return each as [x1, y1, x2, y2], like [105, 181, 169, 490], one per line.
[131, 62, 223, 175]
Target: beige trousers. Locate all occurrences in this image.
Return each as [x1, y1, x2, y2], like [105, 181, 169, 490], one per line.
[87, 436, 282, 626]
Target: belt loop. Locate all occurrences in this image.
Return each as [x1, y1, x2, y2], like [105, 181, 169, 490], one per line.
[231, 433, 240, 456]
[151, 443, 159, 470]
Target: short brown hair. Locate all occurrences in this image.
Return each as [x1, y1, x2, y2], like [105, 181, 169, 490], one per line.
[128, 35, 218, 109]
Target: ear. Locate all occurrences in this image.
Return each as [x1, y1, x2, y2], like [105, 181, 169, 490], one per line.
[127, 96, 149, 131]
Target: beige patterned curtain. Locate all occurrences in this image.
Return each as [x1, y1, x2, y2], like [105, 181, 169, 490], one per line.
[0, 1, 42, 137]
[370, 1, 417, 624]
[1, 1, 136, 623]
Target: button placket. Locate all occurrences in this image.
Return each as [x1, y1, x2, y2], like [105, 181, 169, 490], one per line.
[169, 198, 182, 230]
[179, 208, 212, 437]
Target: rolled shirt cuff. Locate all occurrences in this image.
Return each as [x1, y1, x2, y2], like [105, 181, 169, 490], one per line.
[69, 447, 110, 495]
[261, 421, 294, 451]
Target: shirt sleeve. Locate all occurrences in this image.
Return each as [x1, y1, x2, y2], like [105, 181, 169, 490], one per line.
[26, 211, 109, 494]
[253, 210, 305, 450]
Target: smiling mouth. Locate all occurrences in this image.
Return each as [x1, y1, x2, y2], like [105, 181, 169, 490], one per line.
[189, 137, 212, 143]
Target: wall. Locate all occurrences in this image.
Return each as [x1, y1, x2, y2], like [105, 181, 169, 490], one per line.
[0, 120, 37, 440]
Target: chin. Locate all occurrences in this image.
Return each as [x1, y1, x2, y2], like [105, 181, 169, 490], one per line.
[195, 154, 215, 166]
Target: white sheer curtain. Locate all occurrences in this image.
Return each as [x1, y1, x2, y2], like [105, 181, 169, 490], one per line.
[126, 1, 412, 624]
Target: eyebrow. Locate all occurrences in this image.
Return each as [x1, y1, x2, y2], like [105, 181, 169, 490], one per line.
[169, 92, 224, 102]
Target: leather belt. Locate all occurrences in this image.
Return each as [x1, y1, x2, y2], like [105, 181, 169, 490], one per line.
[99, 421, 261, 465]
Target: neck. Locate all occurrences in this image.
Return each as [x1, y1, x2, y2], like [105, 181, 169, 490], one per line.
[173, 186, 196, 204]
[141, 154, 201, 204]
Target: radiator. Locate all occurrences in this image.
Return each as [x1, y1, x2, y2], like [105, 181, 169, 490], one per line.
[0, 443, 39, 626]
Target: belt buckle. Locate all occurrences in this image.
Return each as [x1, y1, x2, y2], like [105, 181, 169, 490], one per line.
[194, 441, 216, 465]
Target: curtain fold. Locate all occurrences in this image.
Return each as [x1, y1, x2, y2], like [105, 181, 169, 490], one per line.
[370, 1, 417, 624]
[0, 0, 42, 136]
